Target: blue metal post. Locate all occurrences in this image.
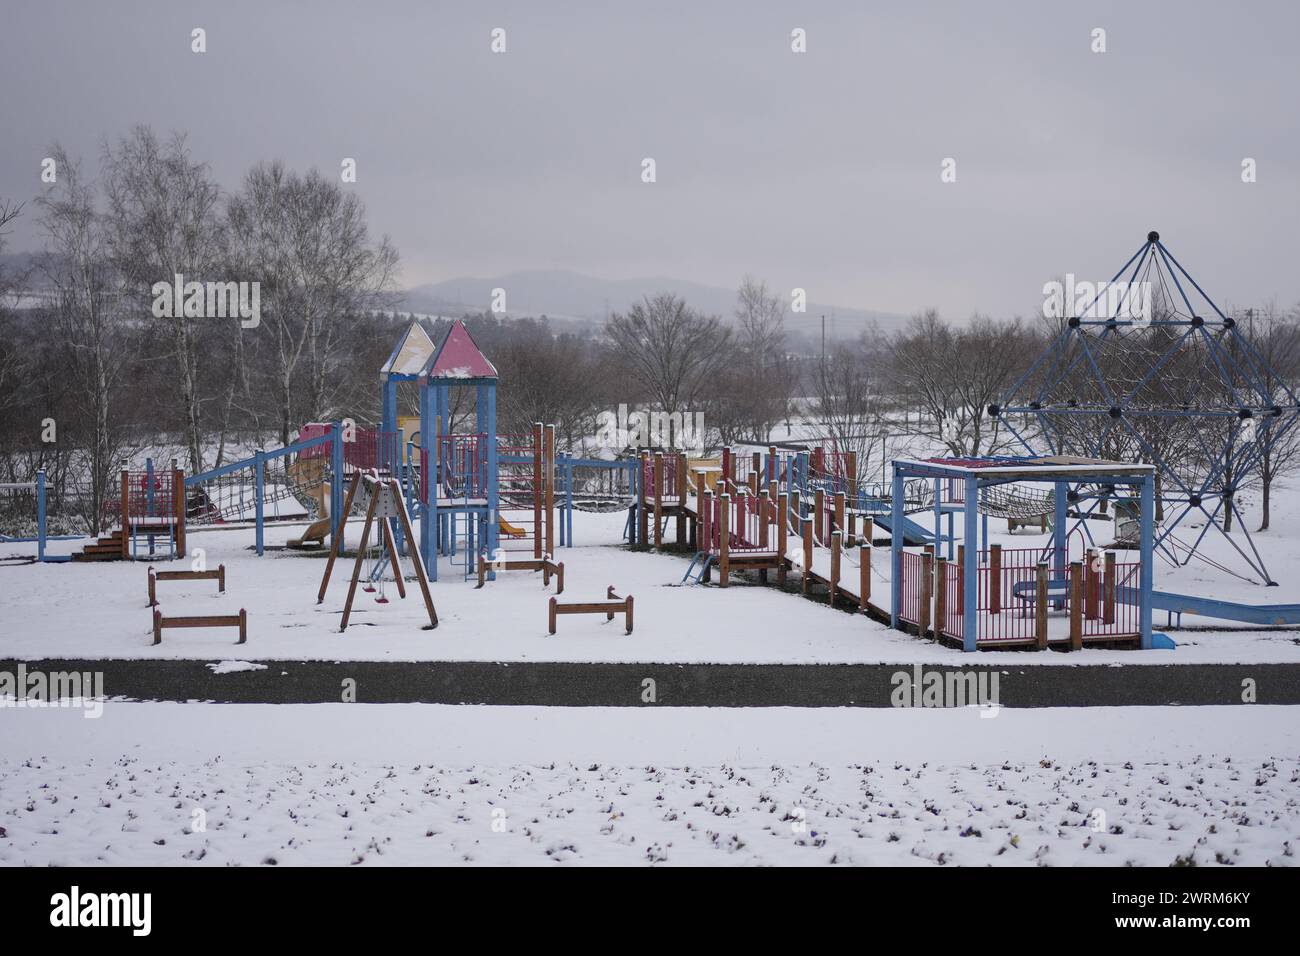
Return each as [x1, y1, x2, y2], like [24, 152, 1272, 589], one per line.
[963, 476, 979, 652]
[1053, 480, 1068, 608]
[393, 427, 406, 556]
[330, 422, 345, 551]
[420, 380, 436, 580]
[36, 469, 47, 562]
[145, 457, 156, 556]
[890, 465, 905, 630]
[484, 383, 500, 581]
[565, 456, 574, 547]
[933, 478, 942, 556]
[254, 449, 265, 556]
[1139, 473, 1154, 649]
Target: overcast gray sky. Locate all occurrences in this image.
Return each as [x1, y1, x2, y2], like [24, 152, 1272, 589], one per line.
[2, 0, 1297, 318]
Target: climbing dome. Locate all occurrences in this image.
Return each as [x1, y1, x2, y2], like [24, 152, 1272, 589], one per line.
[995, 232, 1300, 584]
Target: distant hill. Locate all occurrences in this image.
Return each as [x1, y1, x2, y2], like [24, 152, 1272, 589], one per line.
[399, 269, 911, 339]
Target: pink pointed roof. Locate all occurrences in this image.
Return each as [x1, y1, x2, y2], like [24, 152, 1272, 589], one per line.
[424, 320, 498, 380]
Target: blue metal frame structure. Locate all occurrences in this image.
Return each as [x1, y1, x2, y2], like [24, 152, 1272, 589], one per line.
[995, 233, 1300, 585]
[889, 456, 1156, 651]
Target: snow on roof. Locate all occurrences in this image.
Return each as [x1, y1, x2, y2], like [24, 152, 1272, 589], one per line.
[381, 321, 437, 377]
[895, 455, 1155, 479]
[424, 320, 498, 380]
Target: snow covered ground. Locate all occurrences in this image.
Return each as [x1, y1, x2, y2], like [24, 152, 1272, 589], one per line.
[2, 507, 1298, 664]
[2, 703, 1296, 866]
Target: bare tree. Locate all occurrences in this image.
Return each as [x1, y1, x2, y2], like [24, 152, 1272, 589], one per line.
[1243, 305, 1300, 531]
[808, 335, 885, 472]
[889, 310, 1026, 457]
[226, 162, 399, 443]
[101, 126, 223, 472]
[604, 294, 731, 445]
[730, 275, 793, 442]
[35, 146, 131, 531]
[0, 199, 26, 412]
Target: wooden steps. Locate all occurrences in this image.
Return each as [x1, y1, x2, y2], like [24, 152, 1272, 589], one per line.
[72, 529, 126, 561]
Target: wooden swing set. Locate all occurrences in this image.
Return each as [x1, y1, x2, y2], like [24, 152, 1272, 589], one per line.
[317, 470, 438, 632]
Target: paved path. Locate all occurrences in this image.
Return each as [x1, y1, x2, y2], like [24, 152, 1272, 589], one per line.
[4, 658, 1299, 707]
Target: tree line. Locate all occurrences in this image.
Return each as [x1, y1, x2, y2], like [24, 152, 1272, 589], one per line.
[1, 126, 1298, 535]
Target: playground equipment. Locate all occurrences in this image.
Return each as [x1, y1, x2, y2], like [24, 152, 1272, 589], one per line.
[997, 231, 1300, 585]
[477, 552, 564, 592]
[548, 586, 634, 635]
[73, 459, 187, 562]
[0, 470, 74, 563]
[882, 455, 1157, 650]
[147, 563, 225, 607]
[649, 442, 1177, 651]
[285, 456, 332, 548]
[152, 607, 247, 646]
[317, 471, 437, 632]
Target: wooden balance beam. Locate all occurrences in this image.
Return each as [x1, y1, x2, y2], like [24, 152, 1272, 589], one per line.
[548, 586, 633, 635]
[148, 564, 225, 607]
[152, 607, 247, 645]
[477, 553, 564, 593]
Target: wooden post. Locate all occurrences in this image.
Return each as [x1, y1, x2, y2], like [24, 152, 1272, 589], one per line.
[701, 489, 713, 554]
[391, 476, 438, 628]
[919, 552, 933, 637]
[318, 472, 362, 604]
[120, 467, 130, 559]
[990, 543, 1002, 615]
[533, 422, 543, 559]
[1085, 548, 1099, 620]
[173, 465, 186, 559]
[758, 490, 770, 549]
[830, 530, 841, 605]
[718, 493, 730, 587]
[721, 447, 732, 492]
[1035, 562, 1049, 650]
[750, 452, 760, 496]
[862, 516, 874, 546]
[956, 544, 965, 616]
[859, 545, 870, 610]
[545, 424, 556, 557]
[814, 488, 825, 545]
[1103, 551, 1116, 625]
[653, 452, 663, 549]
[935, 557, 947, 638]
[801, 516, 813, 594]
[675, 452, 687, 545]
[148, 567, 156, 607]
[834, 491, 845, 536]
[637, 451, 650, 547]
[340, 486, 381, 632]
[777, 492, 788, 586]
[1069, 560, 1083, 650]
[548, 596, 557, 635]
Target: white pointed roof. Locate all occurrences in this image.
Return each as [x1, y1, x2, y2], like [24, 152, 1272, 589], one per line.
[381, 321, 437, 377]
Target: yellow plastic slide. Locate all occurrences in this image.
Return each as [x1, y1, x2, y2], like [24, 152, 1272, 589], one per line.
[286, 458, 332, 548]
[498, 516, 527, 538]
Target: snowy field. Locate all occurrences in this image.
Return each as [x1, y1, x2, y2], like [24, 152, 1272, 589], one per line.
[2, 506, 1299, 664]
[2, 703, 1296, 866]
